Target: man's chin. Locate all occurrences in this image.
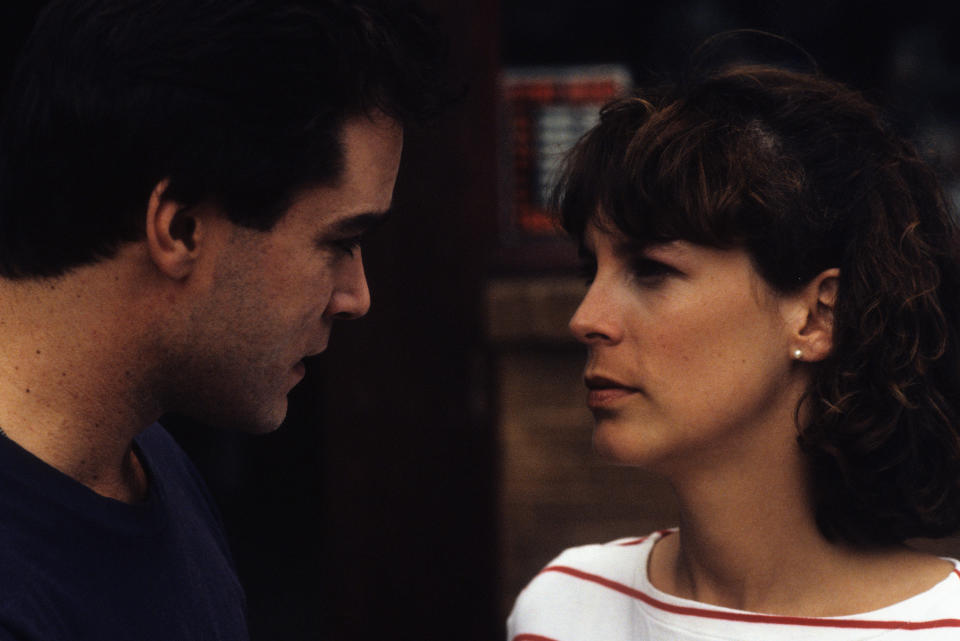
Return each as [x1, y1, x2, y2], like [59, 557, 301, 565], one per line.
[206, 400, 290, 436]
[246, 404, 289, 435]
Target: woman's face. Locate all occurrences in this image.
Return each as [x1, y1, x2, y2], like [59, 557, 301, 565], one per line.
[570, 220, 805, 473]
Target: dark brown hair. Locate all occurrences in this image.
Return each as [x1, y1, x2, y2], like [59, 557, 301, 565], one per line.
[0, 0, 448, 278]
[555, 64, 960, 545]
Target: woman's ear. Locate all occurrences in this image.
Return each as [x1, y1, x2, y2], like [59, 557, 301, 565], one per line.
[790, 268, 840, 362]
[144, 179, 201, 280]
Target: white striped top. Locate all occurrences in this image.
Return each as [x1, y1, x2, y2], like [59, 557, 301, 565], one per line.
[508, 530, 960, 641]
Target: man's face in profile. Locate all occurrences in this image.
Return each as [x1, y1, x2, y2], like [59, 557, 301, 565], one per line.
[164, 112, 404, 433]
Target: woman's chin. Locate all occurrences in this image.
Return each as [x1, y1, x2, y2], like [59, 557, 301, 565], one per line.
[591, 420, 651, 466]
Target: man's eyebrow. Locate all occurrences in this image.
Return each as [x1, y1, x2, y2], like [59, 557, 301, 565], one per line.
[328, 210, 393, 236]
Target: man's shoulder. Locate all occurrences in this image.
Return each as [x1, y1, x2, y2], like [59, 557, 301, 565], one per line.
[0, 424, 246, 640]
[136, 422, 211, 499]
[136, 422, 189, 462]
[0, 558, 69, 640]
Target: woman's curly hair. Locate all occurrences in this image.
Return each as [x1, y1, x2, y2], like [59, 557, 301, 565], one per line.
[554, 63, 960, 546]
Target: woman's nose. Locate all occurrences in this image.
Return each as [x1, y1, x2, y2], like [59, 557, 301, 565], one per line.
[569, 281, 622, 345]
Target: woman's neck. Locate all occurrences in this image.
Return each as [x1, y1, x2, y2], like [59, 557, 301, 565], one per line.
[647, 442, 953, 616]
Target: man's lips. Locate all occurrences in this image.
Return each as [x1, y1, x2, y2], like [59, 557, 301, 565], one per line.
[301, 345, 328, 361]
[584, 374, 640, 408]
[291, 347, 329, 377]
[293, 349, 327, 373]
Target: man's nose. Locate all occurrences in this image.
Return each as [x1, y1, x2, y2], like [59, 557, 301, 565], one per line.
[329, 252, 371, 320]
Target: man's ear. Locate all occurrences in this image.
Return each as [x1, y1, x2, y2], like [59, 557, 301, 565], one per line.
[145, 179, 201, 280]
[789, 267, 840, 362]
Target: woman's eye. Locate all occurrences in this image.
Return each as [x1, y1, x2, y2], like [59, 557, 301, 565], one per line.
[578, 259, 597, 285]
[631, 258, 675, 284]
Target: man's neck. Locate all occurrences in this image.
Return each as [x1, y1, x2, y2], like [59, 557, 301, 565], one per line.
[0, 257, 163, 502]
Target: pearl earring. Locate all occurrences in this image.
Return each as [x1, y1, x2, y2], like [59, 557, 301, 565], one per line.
[793, 348, 803, 360]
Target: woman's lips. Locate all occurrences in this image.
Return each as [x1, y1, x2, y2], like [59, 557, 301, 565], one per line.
[584, 375, 640, 409]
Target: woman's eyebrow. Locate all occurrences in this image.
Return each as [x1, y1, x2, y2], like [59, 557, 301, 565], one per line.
[619, 238, 683, 257]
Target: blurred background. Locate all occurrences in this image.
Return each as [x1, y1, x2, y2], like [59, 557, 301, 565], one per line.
[4, 1, 960, 639]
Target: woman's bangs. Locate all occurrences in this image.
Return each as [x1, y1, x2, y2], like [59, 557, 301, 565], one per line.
[556, 97, 743, 250]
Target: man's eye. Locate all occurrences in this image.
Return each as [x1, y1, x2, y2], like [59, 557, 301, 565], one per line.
[333, 237, 363, 256]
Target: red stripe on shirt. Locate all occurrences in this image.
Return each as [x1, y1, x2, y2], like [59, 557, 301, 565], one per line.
[617, 529, 675, 546]
[540, 565, 960, 630]
[617, 537, 648, 546]
[512, 635, 562, 641]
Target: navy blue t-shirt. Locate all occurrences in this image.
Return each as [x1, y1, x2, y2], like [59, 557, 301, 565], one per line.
[0, 423, 249, 640]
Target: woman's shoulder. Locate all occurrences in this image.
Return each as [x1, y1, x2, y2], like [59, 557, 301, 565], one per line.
[541, 529, 669, 578]
[873, 555, 960, 621]
[507, 530, 673, 641]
